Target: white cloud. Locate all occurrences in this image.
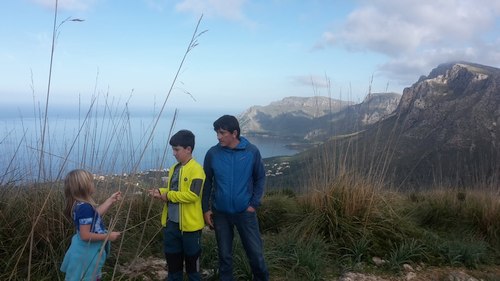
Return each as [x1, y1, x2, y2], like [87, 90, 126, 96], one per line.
[31, 0, 97, 11]
[320, 0, 500, 87]
[338, 0, 499, 54]
[378, 40, 500, 86]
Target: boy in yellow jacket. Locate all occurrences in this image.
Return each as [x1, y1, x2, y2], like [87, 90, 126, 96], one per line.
[149, 129, 206, 281]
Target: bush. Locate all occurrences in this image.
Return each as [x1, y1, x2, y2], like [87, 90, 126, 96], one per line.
[258, 193, 300, 233]
[266, 230, 332, 281]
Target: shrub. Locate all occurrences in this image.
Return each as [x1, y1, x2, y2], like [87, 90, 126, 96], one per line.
[258, 193, 300, 233]
[266, 230, 332, 281]
[387, 239, 427, 272]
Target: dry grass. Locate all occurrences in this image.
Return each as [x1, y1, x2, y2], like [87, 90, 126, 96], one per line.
[0, 8, 207, 280]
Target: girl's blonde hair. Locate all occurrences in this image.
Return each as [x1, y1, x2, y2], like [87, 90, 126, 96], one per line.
[63, 169, 97, 220]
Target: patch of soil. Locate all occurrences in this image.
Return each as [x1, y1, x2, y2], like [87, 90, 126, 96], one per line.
[338, 265, 500, 281]
[118, 257, 167, 281]
[117, 257, 500, 281]
[117, 256, 215, 280]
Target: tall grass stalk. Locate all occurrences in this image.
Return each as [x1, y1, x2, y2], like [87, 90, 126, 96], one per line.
[132, 15, 207, 174]
[28, 0, 60, 276]
[0, 8, 207, 279]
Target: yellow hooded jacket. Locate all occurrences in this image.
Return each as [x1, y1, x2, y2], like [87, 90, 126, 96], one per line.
[159, 159, 206, 231]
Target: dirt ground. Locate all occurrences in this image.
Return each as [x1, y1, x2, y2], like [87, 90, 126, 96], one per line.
[337, 265, 500, 281]
[117, 257, 500, 281]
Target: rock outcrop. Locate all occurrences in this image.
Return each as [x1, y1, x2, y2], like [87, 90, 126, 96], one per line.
[239, 94, 400, 142]
[388, 62, 500, 186]
[239, 96, 352, 139]
[270, 62, 500, 188]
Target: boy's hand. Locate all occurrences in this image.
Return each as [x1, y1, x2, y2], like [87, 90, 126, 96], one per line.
[148, 189, 162, 200]
[204, 211, 214, 229]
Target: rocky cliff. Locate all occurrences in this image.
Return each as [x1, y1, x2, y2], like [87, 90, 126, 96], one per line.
[307, 92, 400, 141]
[387, 62, 500, 185]
[239, 96, 353, 139]
[239, 94, 400, 142]
[268, 62, 500, 188]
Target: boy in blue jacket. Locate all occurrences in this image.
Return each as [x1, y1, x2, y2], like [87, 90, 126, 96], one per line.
[202, 115, 269, 281]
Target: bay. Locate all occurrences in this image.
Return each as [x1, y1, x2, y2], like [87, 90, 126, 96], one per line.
[0, 109, 299, 183]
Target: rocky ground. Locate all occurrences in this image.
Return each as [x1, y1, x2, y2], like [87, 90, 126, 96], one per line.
[337, 267, 500, 281]
[117, 256, 500, 281]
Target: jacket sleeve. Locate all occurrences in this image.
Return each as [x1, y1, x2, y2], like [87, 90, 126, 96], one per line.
[202, 150, 214, 213]
[249, 148, 266, 209]
[168, 163, 205, 203]
[167, 178, 203, 203]
[158, 187, 168, 195]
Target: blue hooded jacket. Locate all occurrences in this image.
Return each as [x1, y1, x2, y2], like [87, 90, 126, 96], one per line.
[202, 137, 266, 214]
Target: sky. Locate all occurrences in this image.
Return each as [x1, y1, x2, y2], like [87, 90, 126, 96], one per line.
[2, 0, 500, 116]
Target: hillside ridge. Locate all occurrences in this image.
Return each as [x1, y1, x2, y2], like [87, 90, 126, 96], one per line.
[239, 93, 400, 142]
[265, 61, 500, 188]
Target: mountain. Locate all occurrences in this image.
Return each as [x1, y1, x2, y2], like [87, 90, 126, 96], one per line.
[239, 93, 400, 142]
[239, 96, 353, 140]
[306, 92, 400, 141]
[267, 62, 500, 188]
[386, 62, 500, 186]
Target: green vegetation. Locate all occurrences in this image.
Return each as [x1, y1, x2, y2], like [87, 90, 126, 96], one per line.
[2, 5, 499, 280]
[1, 172, 499, 280]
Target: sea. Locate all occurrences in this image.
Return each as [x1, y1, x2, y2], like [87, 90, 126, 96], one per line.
[0, 108, 299, 183]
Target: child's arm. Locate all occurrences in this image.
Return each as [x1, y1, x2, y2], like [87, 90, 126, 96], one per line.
[79, 224, 121, 242]
[96, 191, 122, 216]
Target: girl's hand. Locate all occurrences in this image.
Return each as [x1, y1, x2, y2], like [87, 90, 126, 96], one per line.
[97, 191, 122, 216]
[108, 231, 121, 241]
[109, 191, 122, 203]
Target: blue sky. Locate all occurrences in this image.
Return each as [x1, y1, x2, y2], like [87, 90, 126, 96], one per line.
[2, 0, 500, 115]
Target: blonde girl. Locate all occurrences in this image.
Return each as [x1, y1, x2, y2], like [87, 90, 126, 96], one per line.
[60, 169, 122, 281]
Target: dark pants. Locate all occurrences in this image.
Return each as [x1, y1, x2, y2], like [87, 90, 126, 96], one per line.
[213, 210, 269, 281]
[163, 221, 202, 281]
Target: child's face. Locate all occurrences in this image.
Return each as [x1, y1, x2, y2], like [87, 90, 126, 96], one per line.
[172, 145, 191, 165]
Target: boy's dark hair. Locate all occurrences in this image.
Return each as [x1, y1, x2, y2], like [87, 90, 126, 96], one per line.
[169, 129, 195, 151]
[213, 115, 240, 139]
